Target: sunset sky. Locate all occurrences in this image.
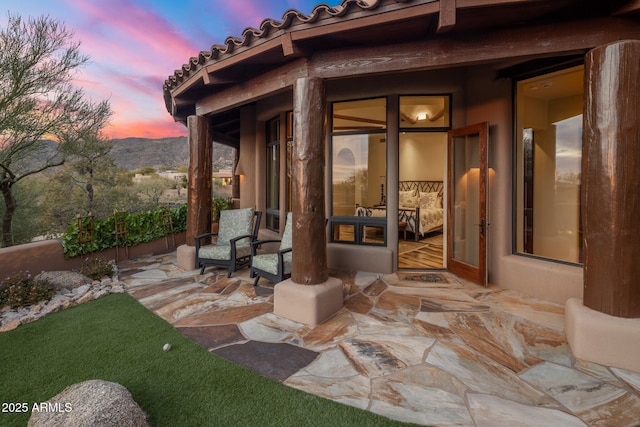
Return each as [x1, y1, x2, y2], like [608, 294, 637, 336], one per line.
[1, 0, 342, 139]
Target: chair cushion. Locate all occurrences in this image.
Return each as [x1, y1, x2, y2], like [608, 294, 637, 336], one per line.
[218, 208, 254, 246]
[279, 212, 293, 251]
[199, 244, 252, 261]
[252, 253, 292, 276]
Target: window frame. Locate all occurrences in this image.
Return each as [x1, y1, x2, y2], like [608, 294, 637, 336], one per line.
[511, 64, 585, 266]
[330, 96, 388, 246]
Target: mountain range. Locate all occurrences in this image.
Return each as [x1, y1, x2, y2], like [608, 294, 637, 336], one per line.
[22, 137, 235, 172]
[110, 137, 235, 171]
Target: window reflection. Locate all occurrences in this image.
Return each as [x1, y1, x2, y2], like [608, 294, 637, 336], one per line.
[515, 65, 583, 264]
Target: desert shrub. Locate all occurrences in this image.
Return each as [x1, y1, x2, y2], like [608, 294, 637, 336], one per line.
[0, 271, 55, 309]
[77, 257, 115, 280]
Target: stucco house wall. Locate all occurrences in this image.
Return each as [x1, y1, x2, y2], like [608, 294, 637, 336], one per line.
[232, 63, 584, 304]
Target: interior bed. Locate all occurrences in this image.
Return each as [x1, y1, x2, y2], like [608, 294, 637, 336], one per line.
[356, 180, 444, 241]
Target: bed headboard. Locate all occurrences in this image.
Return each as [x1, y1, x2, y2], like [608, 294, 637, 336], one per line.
[399, 181, 444, 198]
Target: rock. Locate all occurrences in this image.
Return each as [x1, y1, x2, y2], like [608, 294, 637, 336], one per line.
[92, 289, 110, 300]
[36, 271, 91, 291]
[28, 380, 149, 427]
[111, 285, 125, 294]
[41, 295, 70, 316]
[72, 284, 91, 297]
[0, 318, 21, 332]
[75, 291, 94, 305]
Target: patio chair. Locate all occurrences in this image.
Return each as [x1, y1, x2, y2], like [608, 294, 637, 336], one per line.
[195, 208, 262, 277]
[249, 212, 292, 286]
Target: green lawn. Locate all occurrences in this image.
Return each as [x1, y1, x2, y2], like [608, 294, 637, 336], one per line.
[0, 293, 413, 426]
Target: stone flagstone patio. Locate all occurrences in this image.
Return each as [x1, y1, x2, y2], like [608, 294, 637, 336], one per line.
[118, 251, 640, 427]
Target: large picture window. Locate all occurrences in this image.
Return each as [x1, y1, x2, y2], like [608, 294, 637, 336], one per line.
[331, 98, 387, 245]
[515, 65, 584, 264]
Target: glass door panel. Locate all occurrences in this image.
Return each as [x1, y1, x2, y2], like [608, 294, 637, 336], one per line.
[452, 133, 479, 266]
[447, 122, 488, 286]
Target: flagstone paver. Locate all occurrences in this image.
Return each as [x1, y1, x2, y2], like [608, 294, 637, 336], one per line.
[119, 251, 640, 427]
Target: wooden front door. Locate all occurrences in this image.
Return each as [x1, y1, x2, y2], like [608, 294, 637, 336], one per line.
[447, 122, 489, 286]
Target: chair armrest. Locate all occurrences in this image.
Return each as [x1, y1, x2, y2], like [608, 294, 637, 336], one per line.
[277, 247, 292, 267]
[195, 232, 218, 240]
[278, 247, 292, 255]
[195, 232, 218, 249]
[251, 239, 282, 256]
[229, 234, 253, 245]
[251, 239, 282, 247]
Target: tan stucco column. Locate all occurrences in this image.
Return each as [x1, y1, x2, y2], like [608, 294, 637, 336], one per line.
[274, 77, 342, 325]
[566, 40, 640, 373]
[177, 115, 212, 270]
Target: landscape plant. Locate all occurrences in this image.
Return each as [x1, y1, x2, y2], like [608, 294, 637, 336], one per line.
[212, 196, 232, 222]
[61, 204, 187, 258]
[77, 257, 115, 280]
[0, 271, 54, 309]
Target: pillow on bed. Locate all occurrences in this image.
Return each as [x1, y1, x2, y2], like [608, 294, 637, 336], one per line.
[399, 190, 417, 208]
[419, 192, 439, 209]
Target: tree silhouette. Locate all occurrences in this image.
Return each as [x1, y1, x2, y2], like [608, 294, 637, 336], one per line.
[0, 14, 111, 246]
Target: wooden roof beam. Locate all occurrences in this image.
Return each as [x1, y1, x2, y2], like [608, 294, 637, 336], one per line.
[212, 131, 239, 148]
[281, 32, 308, 57]
[438, 0, 457, 33]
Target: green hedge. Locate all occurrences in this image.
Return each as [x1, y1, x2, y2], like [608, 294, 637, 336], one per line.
[61, 205, 187, 258]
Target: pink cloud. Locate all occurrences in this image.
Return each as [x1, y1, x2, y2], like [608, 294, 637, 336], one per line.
[68, 0, 199, 60]
[221, 0, 273, 30]
[106, 118, 187, 140]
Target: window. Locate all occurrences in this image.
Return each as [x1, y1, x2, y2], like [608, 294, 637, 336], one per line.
[399, 95, 450, 129]
[515, 65, 584, 264]
[331, 98, 387, 245]
[266, 117, 280, 231]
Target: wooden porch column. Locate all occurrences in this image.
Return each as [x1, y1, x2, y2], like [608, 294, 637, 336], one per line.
[273, 77, 341, 325]
[583, 40, 640, 318]
[186, 115, 213, 245]
[291, 77, 328, 285]
[273, 77, 343, 325]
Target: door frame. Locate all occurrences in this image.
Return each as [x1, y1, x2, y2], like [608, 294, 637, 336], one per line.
[446, 122, 489, 286]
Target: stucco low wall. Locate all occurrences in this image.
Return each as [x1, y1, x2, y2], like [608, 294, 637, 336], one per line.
[327, 243, 394, 274]
[497, 254, 583, 305]
[0, 232, 186, 279]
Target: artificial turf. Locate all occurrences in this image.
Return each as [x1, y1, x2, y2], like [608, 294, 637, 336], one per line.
[0, 293, 414, 426]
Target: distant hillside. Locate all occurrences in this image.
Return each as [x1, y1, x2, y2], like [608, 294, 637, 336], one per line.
[111, 137, 235, 171]
[111, 137, 189, 170]
[17, 137, 235, 172]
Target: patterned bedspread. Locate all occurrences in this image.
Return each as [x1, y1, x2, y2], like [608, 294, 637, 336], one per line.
[356, 206, 444, 240]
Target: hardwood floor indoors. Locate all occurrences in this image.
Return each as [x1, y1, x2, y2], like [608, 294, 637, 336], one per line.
[398, 232, 444, 269]
[333, 226, 444, 270]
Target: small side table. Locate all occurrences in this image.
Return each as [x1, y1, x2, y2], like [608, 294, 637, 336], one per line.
[398, 221, 408, 240]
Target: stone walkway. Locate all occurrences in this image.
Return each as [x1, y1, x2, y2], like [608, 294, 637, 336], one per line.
[118, 251, 640, 427]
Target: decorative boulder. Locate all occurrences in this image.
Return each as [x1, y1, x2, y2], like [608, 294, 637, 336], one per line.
[28, 380, 149, 427]
[36, 271, 92, 291]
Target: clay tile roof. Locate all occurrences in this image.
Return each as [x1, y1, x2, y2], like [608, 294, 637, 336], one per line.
[163, 0, 406, 110]
[163, 0, 639, 117]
